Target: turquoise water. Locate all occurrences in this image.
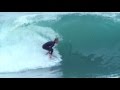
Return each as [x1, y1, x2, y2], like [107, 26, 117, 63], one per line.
[0, 12, 120, 78]
[53, 14, 120, 77]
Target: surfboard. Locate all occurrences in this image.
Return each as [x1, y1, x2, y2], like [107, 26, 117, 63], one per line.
[45, 53, 57, 60]
[52, 55, 57, 58]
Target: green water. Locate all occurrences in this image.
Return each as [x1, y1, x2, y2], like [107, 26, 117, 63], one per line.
[50, 14, 120, 77]
[1, 13, 120, 78]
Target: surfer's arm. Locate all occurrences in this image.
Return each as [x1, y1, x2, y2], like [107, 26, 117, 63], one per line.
[49, 43, 54, 48]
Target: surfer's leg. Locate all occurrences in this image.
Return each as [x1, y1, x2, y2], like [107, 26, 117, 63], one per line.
[49, 48, 53, 58]
[49, 54, 52, 58]
[49, 48, 53, 55]
[44, 47, 53, 58]
[44, 47, 50, 55]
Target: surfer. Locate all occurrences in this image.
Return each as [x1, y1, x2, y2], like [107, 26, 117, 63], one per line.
[42, 38, 59, 58]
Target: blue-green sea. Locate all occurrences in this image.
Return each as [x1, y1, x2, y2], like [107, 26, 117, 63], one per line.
[0, 12, 120, 78]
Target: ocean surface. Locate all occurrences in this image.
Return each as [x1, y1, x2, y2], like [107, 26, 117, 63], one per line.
[0, 12, 120, 78]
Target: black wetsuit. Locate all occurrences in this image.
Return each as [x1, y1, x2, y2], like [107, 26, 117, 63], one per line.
[42, 41, 55, 55]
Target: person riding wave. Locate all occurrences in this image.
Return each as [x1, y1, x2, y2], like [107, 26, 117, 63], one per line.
[42, 38, 59, 58]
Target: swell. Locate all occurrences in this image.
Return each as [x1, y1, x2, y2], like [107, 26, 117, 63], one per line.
[0, 14, 62, 73]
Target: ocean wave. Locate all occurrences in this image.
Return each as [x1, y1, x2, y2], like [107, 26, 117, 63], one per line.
[0, 14, 62, 72]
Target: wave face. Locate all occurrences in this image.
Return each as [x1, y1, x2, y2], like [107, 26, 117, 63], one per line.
[0, 12, 62, 73]
[1, 12, 120, 78]
[49, 12, 120, 78]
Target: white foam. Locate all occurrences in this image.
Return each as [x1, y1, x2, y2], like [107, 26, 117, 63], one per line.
[0, 14, 62, 73]
[0, 67, 63, 78]
[1, 12, 120, 73]
[96, 73, 120, 78]
[1, 12, 120, 25]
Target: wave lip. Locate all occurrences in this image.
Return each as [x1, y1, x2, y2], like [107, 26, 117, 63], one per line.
[0, 13, 62, 73]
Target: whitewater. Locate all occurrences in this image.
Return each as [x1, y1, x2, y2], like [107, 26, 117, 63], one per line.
[0, 12, 62, 73]
[0, 12, 120, 78]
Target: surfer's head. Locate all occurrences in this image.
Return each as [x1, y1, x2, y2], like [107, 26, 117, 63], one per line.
[54, 38, 59, 44]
